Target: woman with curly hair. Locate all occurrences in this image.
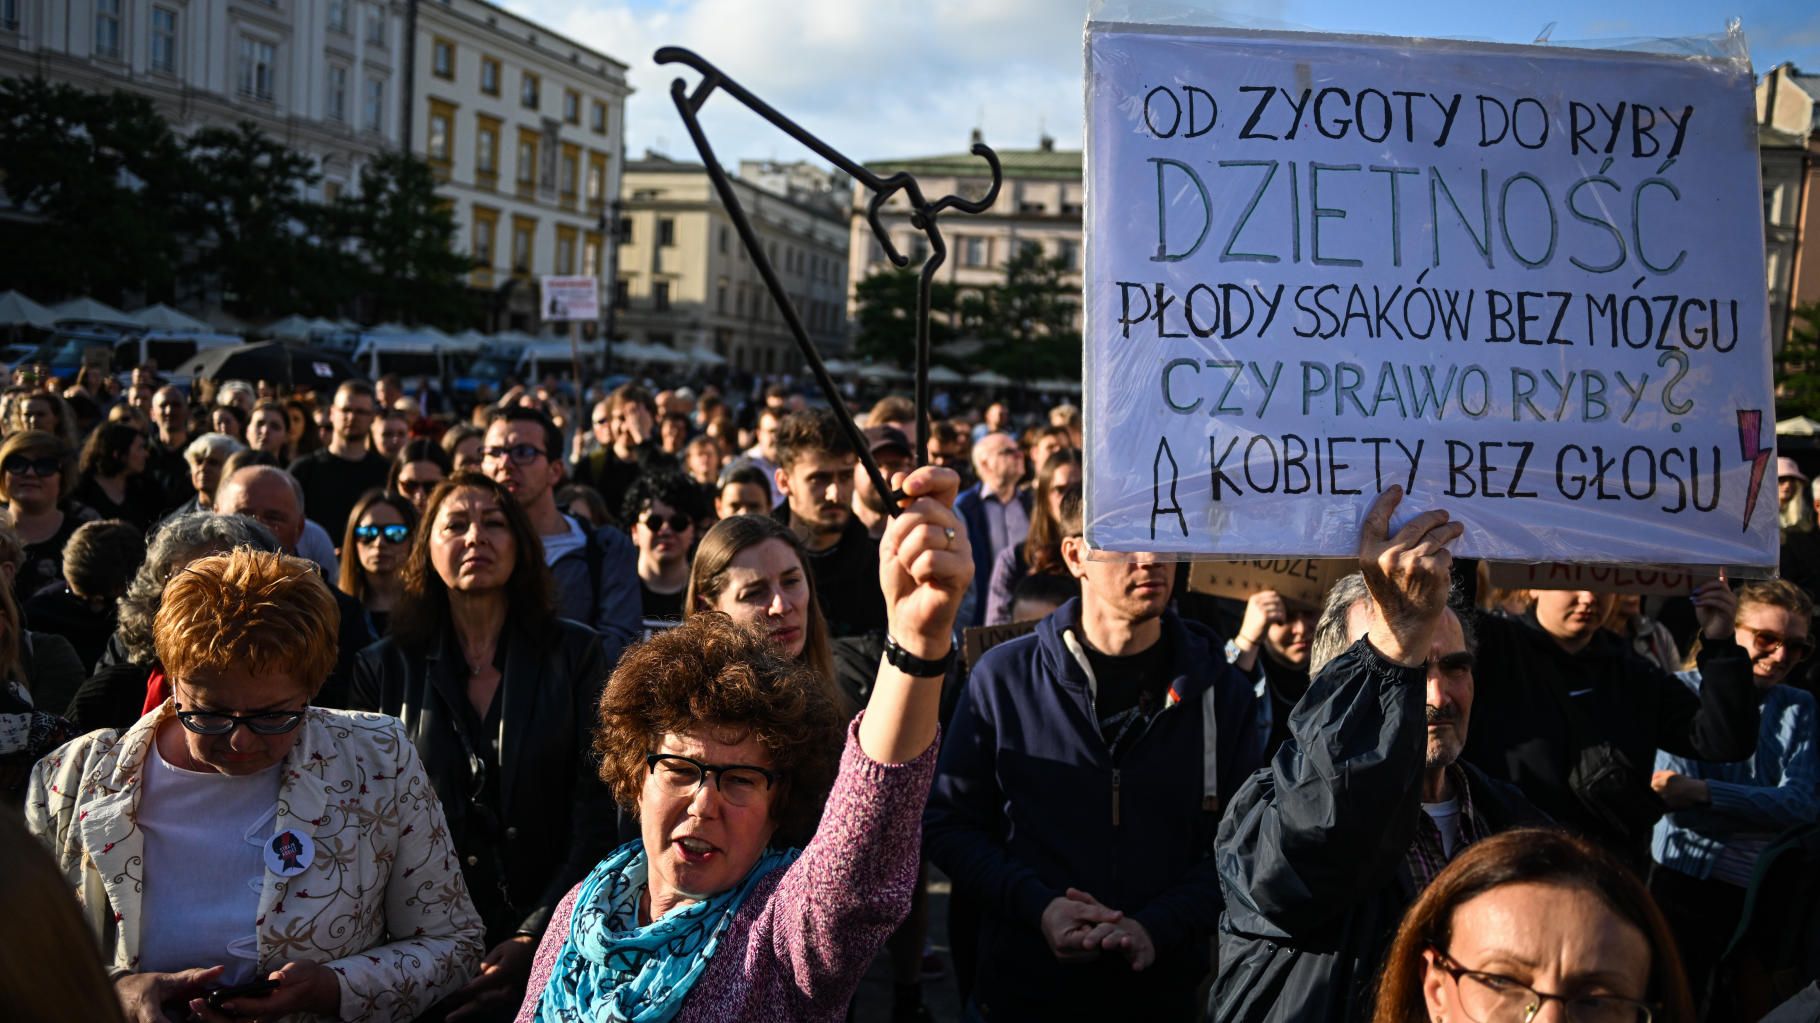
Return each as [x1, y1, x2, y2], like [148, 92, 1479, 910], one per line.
[516, 465, 972, 1023]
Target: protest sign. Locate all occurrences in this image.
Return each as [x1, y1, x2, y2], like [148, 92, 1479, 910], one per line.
[540, 276, 600, 322]
[1186, 558, 1352, 607]
[1485, 561, 1707, 595]
[1083, 24, 1777, 570]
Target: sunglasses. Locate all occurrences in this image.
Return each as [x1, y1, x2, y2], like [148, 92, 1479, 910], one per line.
[1740, 625, 1815, 660]
[354, 523, 411, 545]
[641, 512, 693, 534]
[175, 704, 307, 736]
[481, 443, 547, 465]
[2, 455, 60, 477]
[398, 479, 438, 496]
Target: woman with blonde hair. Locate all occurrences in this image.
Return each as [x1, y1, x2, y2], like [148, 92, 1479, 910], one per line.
[0, 430, 99, 602]
[28, 548, 484, 1022]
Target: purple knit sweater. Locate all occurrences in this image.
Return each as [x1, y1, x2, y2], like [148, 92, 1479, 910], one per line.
[515, 718, 938, 1023]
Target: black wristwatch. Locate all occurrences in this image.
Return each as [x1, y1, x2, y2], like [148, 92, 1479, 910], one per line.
[883, 633, 955, 677]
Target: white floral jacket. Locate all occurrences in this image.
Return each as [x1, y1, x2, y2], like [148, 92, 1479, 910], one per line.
[26, 703, 485, 1022]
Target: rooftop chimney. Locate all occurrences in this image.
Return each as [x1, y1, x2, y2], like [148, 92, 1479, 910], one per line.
[970, 127, 983, 145]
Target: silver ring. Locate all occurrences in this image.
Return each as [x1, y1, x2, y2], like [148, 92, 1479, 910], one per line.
[943, 526, 956, 549]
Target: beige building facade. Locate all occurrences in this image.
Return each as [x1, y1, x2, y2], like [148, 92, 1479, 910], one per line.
[1757, 64, 1820, 347]
[615, 155, 850, 374]
[0, 0, 406, 201]
[847, 134, 1083, 330]
[410, 0, 630, 335]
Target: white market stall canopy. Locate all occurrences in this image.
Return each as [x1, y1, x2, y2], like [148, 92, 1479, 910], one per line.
[0, 291, 57, 329]
[132, 303, 211, 331]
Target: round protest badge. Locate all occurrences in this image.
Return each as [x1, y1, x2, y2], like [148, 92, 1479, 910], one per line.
[264, 829, 315, 877]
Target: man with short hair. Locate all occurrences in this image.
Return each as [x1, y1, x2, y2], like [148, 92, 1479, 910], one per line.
[971, 400, 1011, 442]
[147, 385, 193, 508]
[483, 406, 640, 657]
[925, 491, 1265, 1019]
[852, 425, 915, 540]
[740, 405, 785, 493]
[570, 384, 671, 515]
[214, 465, 375, 706]
[371, 409, 410, 461]
[771, 408, 886, 637]
[714, 464, 772, 520]
[287, 380, 389, 538]
[1211, 487, 1542, 1023]
[954, 432, 1030, 626]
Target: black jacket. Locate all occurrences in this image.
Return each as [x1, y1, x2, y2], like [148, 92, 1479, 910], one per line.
[1463, 610, 1758, 856]
[1212, 640, 1544, 1023]
[349, 617, 612, 942]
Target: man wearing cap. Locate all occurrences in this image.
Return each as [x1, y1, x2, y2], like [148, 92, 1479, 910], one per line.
[853, 425, 916, 540]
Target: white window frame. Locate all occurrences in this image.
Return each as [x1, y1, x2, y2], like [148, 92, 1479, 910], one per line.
[237, 36, 278, 102]
[363, 75, 385, 133]
[149, 6, 178, 74]
[326, 63, 348, 123]
[94, 0, 123, 60]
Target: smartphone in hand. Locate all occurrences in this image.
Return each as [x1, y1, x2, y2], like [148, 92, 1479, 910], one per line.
[204, 978, 279, 1011]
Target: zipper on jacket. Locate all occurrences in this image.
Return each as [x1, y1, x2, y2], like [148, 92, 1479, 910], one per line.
[1111, 768, 1121, 827]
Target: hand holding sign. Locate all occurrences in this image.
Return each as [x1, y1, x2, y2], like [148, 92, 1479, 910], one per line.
[1359, 486, 1463, 667]
[1692, 576, 1738, 641]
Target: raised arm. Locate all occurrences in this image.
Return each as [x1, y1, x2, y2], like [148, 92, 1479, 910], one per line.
[1219, 486, 1463, 938]
[861, 466, 973, 764]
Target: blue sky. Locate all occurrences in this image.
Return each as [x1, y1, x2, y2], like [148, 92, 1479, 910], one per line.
[503, 0, 1819, 166]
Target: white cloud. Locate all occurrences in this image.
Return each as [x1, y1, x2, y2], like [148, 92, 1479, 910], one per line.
[497, 0, 1090, 167]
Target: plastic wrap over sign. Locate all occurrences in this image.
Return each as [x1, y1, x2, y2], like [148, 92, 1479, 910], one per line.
[1083, 23, 1777, 570]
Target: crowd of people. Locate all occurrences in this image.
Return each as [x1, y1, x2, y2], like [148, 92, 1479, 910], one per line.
[0, 362, 1816, 1023]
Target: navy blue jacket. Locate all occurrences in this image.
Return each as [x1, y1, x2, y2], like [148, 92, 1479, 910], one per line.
[924, 599, 1265, 1016]
[953, 483, 1032, 627]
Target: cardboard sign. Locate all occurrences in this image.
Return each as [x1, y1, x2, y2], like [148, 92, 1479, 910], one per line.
[1185, 558, 1353, 607]
[540, 276, 600, 322]
[962, 620, 1041, 671]
[1083, 23, 1776, 571]
[1485, 561, 1707, 595]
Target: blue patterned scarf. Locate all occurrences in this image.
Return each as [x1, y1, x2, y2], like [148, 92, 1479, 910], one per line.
[533, 839, 798, 1023]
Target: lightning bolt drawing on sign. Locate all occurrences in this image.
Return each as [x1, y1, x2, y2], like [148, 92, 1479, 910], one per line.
[1738, 410, 1772, 534]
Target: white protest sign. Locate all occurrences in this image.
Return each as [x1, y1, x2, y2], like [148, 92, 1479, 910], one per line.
[540, 276, 600, 322]
[1083, 24, 1777, 570]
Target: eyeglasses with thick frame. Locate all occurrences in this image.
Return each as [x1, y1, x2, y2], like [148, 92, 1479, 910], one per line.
[1428, 947, 1654, 1023]
[174, 703, 308, 736]
[481, 443, 548, 466]
[1735, 623, 1815, 660]
[645, 753, 777, 807]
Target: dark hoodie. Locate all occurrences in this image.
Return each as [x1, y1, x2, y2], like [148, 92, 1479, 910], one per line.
[924, 598, 1265, 1017]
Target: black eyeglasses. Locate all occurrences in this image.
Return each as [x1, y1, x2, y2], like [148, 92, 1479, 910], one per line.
[641, 512, 693, 534]
[174, 704, 308, 736]
[645, 754, 777, 807]
[481, 443, 547, 465]
[398, 479, 438, 496]
[1428, 947, 1654, 1023]
[354, 523, 411, 545]
[2, 455, 60, 477]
